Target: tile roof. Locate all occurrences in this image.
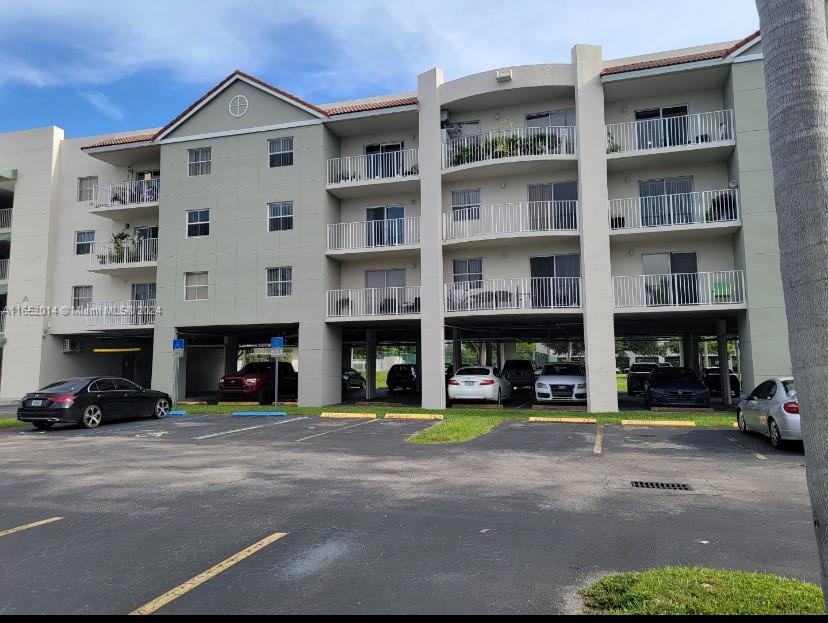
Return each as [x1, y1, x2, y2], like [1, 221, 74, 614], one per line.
[602, 31, 760, 76]
[81, 133, 157, 150]
[321, 95, 418, 116]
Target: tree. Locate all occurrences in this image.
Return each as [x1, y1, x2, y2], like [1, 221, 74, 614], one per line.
[756, 0, 828, 603]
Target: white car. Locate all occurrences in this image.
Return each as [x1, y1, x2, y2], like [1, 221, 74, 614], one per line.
[535, 362, 587, 403]
[448, 366, 512, 404]
[737, 376, 801, 449]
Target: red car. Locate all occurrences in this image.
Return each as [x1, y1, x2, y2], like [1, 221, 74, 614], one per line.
[219, 362, 298, 404]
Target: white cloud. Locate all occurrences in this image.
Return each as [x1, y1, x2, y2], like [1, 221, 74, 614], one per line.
[80, 91, 125, 121]
[0, 0, 759, 101]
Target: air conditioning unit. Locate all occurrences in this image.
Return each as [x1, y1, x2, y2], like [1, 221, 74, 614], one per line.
[62, 338, 82, 354]
[495, 68, 513, 83]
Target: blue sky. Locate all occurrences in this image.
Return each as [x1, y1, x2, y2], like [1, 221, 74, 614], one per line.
[0, 0, 759, 138]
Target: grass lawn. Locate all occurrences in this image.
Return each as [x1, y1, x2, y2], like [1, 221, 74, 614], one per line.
[0, 418, 24, 429]
[581, 567, 825, 615]
[616, 373, 627, 393]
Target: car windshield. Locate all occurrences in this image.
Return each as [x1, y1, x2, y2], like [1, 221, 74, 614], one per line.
[240, 363, 272, 374]
[631, 364, 657, 372]
[456, 368, 490, 376]
[652, 368, 698, 381]
[783, 380, 796, 398]
[39, 379, 89, 393]
[541, 364, 583, 376]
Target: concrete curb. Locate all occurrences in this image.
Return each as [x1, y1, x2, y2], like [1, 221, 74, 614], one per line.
[321, 412, 377, 419]
[384, 413, 444, 421]
[621, 419, 697, 427]
[649, 407, 714, 413]
[531, 405, 588, 412]
[528, 417, 597, 424]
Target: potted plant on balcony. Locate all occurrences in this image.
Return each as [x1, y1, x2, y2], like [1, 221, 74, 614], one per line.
[99, 231, 130, 265]
[606, 130, 622, 153]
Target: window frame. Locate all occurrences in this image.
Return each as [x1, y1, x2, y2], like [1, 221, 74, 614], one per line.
[266, 266, 293, 298]
[184, 271, 209, 302]
[74, 230, 95, 256]
[452, 258, 483, 284]
[186, 209, 211, 238]
[77, 176, 98, 202]
[187, 147, 212, 177]
[72, 285, 93, 311]
[267, 201, 294, 232]
[268, 137, 294, 168]
[451, 189, 481, 221]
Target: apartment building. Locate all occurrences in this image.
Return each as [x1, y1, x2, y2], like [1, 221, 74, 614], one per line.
[0, 30, 791, 411]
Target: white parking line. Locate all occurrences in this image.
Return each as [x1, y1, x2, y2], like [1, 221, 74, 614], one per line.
[192, 417, 307, 440]
[294, 418, 379, 442]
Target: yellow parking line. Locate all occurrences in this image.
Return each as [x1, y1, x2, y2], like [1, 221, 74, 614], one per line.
[726, 436, 767, 460]
[130, 531, 288, 615]
[295, 418, 379, 442]
[0, 516, 62, 538]
[594, 424, 604, 455]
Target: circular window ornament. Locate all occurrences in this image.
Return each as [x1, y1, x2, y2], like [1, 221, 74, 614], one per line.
[229, 94, 249, 118]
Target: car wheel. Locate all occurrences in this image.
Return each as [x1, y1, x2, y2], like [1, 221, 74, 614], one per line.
[79, 405, 103, 429]
[737, 409, 748, 434]
[32, 422, 54, 431]
[769, 419, 783, 449]
[153, 398, 170, 419]
[258, 386, 274, 406]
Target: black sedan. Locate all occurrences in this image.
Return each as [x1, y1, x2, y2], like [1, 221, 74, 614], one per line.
[645, 367, 710, 408]
[17, 377, 172, 430]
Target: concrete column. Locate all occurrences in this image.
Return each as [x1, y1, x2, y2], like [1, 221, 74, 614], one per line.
[223, 335, 239, 375]
[572, 44, 618, 413]
[297, 321, 342, 407]
[365, 330, 377, 400]
[479, 343, 488, 366]
[342, 345, 352, 369]
[415, 338, 422, 394]
[717, 320, 732, 406]
[417, 67, 447, 409]
[688, 334, 700, 374]
[451, 328, 462, 371]
[502, 342, 517, 362]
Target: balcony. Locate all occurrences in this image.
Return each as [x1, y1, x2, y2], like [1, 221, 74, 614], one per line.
[0, 259, 8, 282]
[85, 300, 157, 329]
[609, 189, 740, 237]
[327, 217, 420, 258]
[326, 150, 419, 198]
[613, 270, 746, 311]
[90, 179, 160, 219]
[444, 277, 582, 315]
[89, 238, 158, 275]
[443, 201, 578, 245]
[0, 310, 5, 335]
[442, 126, 577, 180]
[0, 208, 11, 231]
[327, 286, 421, 320]
[605, 111, 735, 171]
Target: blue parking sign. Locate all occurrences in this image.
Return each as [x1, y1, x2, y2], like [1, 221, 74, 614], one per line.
[270, 337, 284, 349]
[172, 339, 185, 351]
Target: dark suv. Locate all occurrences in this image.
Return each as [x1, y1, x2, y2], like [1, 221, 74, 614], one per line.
[219, 361, 298, 404]
[387, 364, 418, 392]
[502, 359, 536, 390]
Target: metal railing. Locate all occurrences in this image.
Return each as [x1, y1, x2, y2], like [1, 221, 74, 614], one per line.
[0, 259, 8, 281]
[85, 299, 157, 327]
[327, 149, 419, 185]
[444, 277, 582, 312]
[327, 217, 420, 251]
[606, 110, 734, 154]
[0, 208, 12, 229]
[89, 238, 158, 268]
[443, 201, 579, 240]
[327, 286, 421, 318]
[0, 310, 6, 334]
[609, 189, 739, 230]
[613, 270, 746, 308]
[442, 126, 576, 169]
[92, 179, 160, 209]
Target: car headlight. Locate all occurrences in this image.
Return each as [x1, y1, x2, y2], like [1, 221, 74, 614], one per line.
[577, 383, 587, 389]
[244, 378, 258, 386]
[536, 382, 548, 389]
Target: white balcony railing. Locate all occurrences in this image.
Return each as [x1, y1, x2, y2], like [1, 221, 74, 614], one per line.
[327, 217, 420, 252]
[606, 110, 734, 154]
[0, 259, 8, 281]
[443, 126, 576, 169]
[0, 310, 6, 334]
[444, 277, 582, 313]
[327, 149, 419, 185]
[609, 189, 739, 231]
[327, 286, 421, 318]
[613, 271, 746, 309]
[443, 201, 579, 240]
[0, 208, 12, 229]
[92, 179, 160, 209]
[90, 238, 158, 269]
[85, 300, 157, 327]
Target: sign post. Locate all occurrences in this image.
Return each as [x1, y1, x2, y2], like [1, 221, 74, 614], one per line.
[270, 337, 284, 405]
[172, 339, 185, 405]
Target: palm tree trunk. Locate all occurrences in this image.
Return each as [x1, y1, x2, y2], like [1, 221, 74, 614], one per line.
[756, 0, 828, 604]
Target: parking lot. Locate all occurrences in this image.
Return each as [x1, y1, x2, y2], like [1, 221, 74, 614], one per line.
[0, 414, 816, 614]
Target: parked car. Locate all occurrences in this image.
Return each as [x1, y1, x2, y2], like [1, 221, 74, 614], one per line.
[447, 366, 511, 404]
[17, 377, 171, 430]
[219, 361, 298, 404]
[701, 367, 742, 397]
[627, 362, 661, 396]
[342, 367, 366, 392]
[387, 364, 418, 392]
[502, 359, 537, 390]
[535, 362, 587, 403]
[644, 367, 710, 408]
[737, 377, 801, 449]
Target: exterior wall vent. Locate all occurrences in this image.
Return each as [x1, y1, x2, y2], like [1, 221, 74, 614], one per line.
[62, 338, 82, 354]
[496, 68, 513, 83]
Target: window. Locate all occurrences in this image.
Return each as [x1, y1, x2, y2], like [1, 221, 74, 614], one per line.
[131, 283, 156, 302]
[267, 201, 294, 232]
[114, 378, 141, 391]
[266, 266, 292, 297]
[89, 379, 116, 392]
[526, 108, 576, 128]
[185, 272, 208, 301]
[452, 258, 483, 284]
[188, 147, 212, 176]
[133, 225, 159, 240]
[229, 94, 249, 118]
[72, 285, 93, 311]
[75, 230, 95, 255]
[186, 209, 210, 238]
[77, 176, 98, 202]
[268, 137, 294, 168]
[451, 189, 481, 221]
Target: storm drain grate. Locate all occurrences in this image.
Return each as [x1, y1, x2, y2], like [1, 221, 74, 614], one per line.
[631, 481, 692, 491]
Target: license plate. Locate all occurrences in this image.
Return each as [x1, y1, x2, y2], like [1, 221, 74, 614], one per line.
[30, 400, 43, 407]
[464, 381, 475, 387]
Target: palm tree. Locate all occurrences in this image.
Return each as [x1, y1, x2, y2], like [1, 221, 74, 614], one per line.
[756, 0, 828, 603]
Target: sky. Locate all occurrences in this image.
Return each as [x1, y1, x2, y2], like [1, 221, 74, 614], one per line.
[0, 0, 760, 138]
